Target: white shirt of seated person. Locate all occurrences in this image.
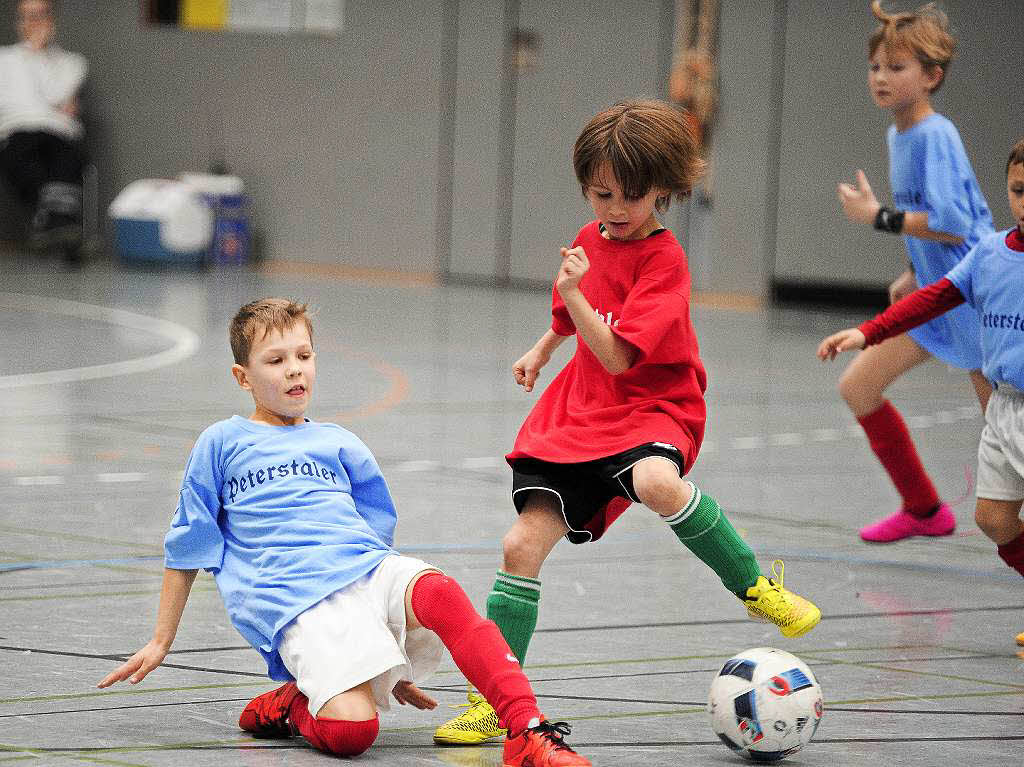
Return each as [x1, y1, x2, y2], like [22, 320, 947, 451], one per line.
[0, 0, 87, 141]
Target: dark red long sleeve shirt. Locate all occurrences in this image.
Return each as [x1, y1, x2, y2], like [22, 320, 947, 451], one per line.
[860, 228, 1024, 346]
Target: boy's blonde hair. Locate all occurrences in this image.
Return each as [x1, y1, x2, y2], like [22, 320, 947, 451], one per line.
[868, 1, 955, 93]
[1007, 137, 1024, 177]
[573, 100, 705, 213]
[229, 298, 313, 364]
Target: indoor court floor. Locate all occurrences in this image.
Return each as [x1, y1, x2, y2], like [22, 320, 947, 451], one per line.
[2, 253, 1022, 766]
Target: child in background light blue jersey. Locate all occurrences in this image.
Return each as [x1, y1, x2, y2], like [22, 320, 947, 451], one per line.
[829, 1, 994, 544]
[821, 137, 1024, 649]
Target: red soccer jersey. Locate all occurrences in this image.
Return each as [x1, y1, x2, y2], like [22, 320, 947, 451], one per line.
[507, 220, 707, 487]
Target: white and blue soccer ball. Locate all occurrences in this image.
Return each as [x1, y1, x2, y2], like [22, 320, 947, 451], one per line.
[707, 647, 823, 763]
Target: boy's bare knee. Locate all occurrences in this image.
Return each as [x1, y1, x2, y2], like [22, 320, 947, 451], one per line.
[317, 682, 377, 721]
[501, 498, 565, 576]
[974, 505, 1003, 537]
[502, 527, 540, 573]
[633, 460, 688, 515]
[836, 369, 861, 407]
[974, 499, 1024, 544]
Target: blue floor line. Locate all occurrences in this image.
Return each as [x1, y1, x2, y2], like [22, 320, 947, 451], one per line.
[0, 555, 165, 573]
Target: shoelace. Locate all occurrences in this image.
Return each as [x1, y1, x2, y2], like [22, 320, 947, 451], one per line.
[531, 721, 574, 751]
[768, 559, 785, 589]
[447, 695, 491, 716]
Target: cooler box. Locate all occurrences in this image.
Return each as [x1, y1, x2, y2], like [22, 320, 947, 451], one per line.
[180, 173, 251, 265]
[109, 179, 213, 266]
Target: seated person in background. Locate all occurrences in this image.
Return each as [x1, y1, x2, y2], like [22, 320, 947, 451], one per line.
[0, 0, 87, 251]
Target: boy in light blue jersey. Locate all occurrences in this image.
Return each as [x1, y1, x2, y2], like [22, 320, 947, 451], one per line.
[97, 298, 591, 767]
[831, 1, 995, 543]
[821, 138, 1024, 648]
[888, 112, 994, 370]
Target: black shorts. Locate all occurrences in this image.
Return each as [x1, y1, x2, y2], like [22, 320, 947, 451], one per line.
[510, 442, 685, 544]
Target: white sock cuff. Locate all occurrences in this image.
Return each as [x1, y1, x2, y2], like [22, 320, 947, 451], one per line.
[664, 482, 700, 526]
[495, 571, 541, 592]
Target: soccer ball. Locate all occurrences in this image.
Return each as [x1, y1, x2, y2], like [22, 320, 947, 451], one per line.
[707, 647, 823, 763]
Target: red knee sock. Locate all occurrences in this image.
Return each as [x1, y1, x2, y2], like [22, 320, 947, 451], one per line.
[287, 697, 379, 756]
[997, 533, 1024, 578]
[858, 400, 940, 517]
[411, 572, 540, 733]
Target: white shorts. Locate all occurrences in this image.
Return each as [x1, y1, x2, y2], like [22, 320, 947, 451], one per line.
[277, 554, 445, 717]
[976, 384, 1024, 501]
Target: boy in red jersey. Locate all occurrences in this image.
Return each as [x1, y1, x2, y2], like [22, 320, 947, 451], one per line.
[435, 100, 821, 745]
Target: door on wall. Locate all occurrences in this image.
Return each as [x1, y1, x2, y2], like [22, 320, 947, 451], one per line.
[506, 0, 669, 284]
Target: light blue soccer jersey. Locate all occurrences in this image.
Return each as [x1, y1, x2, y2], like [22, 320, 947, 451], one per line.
[946, 230, 1024, 388]
[888, 113, 993, 369]
[165, 416, 397, 680]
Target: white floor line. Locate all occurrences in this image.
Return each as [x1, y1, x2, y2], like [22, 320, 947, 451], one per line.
[14, 475, 64, 485]
[0, 292, 200, 389]
[2, 404, 983, 485]
[96, 472, 148, 483]
[395, 459, 440, 472]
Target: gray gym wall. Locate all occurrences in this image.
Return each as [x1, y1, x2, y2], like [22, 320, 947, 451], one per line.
[17, 0, 1022, 297]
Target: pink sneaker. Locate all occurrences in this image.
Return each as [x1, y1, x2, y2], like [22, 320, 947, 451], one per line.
[859, 503, 955, 543]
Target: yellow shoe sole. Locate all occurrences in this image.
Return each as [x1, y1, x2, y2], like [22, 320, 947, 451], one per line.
[433, 729, 506, 745]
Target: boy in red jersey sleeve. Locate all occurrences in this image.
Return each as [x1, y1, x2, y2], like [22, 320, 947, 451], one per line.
[435, 100, 821, 746]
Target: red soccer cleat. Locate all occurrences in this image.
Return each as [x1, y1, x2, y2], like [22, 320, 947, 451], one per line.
[502, 720, 592, 767]
[238, 681, 305, 737]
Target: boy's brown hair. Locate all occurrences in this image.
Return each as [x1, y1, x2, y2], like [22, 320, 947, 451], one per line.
[573, 99, 705, 213]
[1007, 137, 1024, 176]
[229, 298, 313, 365]
[868, 1, 955, 93]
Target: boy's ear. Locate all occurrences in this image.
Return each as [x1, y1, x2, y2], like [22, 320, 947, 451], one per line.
[231, 363, 252, 391]
[925, 63, 944, 92]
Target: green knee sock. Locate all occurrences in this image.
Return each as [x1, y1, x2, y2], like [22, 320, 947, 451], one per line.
[485, 570, 540, 665]
[664, 483, 761, 595]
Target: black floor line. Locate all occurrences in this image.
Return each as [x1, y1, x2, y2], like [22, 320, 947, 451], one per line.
[7, 602, 1015, 660]
[0, 698, 254, 718]
[515, 653, 1003, 684]
[1, 643, 1012, 690]
[532, 604, 1024, 634]
[827, 706, 1024, 716]
[10, 734, 1024, 754]
[9, 699, 1021, 722]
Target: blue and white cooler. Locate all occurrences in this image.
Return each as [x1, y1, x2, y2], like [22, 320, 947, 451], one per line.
[109, 179, 213, 265]
[180, 173, 251, 265]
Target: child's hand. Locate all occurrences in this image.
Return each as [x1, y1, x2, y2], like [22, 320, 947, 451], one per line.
[817, 328, 867, 361]
[96, 640, 169, 688]
[889, 269, 916, 304]
[837, 170, 881, 226]
[555, 246, 589, 296]
[513, 347, 550, 392]
[392, 680, 437, 709]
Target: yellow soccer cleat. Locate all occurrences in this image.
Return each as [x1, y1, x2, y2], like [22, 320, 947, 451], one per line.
[1016, 632, 1024, 647]
[743, 560, 821, 638]
[433, 690, 507, 745]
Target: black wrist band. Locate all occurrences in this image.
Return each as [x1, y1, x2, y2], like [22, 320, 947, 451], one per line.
[874, 206, 905, 234]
